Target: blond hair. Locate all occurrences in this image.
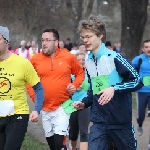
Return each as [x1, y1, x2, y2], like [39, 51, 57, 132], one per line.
[78, 15, 106, 42]
[75, 51, 86, 58]
[20, 40, 26, 45]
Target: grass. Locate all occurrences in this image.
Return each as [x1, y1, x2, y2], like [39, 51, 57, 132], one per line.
[21, 92, 137, 150]
[21, 133, 49, 150]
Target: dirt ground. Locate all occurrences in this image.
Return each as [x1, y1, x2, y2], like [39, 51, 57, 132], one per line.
[27, 97, 150, 150]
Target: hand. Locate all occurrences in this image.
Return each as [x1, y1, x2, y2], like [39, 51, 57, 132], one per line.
[66, 83, 76, 94]
[73, 102, 85, 110]
[29, 111, 39, 122]
[77, 85, 82, 90]
[97, 87, 115, 105]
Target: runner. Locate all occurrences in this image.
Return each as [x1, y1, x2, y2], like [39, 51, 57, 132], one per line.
[27, 29, 84, 150]
[68, 52, 90, 150]
[73, 15, 143, 150]
[28, 40, 40, 59]
[0, 26, 44, 150]
[15, 40, 30, 59]
[132, 39, 150, 136]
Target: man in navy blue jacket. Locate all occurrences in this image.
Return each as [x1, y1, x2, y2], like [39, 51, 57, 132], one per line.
[74, 16, 143, 150]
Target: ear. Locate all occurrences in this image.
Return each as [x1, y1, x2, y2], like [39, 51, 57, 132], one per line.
[98, 34, 103, 40]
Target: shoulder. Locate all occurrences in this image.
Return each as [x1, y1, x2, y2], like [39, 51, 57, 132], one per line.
[11, 54, 31, 66]
[132, 54, 143, 62]
[12, 53, 26, 61]
[60, 49, 76, 58]
[30, 52, 43, 61]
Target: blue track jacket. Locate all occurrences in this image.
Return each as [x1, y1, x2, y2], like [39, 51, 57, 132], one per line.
[82, 43, 143, 129]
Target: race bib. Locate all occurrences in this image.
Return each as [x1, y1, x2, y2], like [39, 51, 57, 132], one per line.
[143, 76, 150, 86]
[92, 75, 109, 95]
[61, 99, 76, 114]
[0, 100, 15, 117]
[81, 80, 89, 91]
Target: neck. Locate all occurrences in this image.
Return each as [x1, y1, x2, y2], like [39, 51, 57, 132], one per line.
[21, 48, 25, 51]
[50, 52, 55, 58]
[0, 50, 11, 61]
[93, 41, 102, 57]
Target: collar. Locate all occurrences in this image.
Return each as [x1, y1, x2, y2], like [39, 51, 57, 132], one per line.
[88, 43, 106, 60]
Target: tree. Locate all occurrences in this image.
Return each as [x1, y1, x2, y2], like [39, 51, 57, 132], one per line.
[64, 0, 95, 43]
[120, 0, 148, 59]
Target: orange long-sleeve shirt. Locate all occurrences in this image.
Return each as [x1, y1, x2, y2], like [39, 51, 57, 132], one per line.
[27, 49, 84, 111]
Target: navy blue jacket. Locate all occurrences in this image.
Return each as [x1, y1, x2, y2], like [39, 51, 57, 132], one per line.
[82, 43, 143, 129]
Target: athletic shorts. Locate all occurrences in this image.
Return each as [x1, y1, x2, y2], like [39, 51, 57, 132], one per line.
[41, 106, 70, 137]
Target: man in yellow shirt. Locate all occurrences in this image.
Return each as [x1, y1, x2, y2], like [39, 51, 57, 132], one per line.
[0, 26, 44, 150]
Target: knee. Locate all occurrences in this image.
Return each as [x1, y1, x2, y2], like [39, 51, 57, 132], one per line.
[69, 132, 78, 141]
[80, 132, 88, 142]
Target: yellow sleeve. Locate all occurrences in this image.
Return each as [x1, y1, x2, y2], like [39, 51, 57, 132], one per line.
[24, 60, 40, 86]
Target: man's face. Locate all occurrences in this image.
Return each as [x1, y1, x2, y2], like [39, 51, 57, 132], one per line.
[143, 42, 150, 56]
[31, 41, 36, 47]
[59, 41, 64, 49]
[79, 45, 87, 53]
[41, 32, 58, 56]
[21, 44, 25, 49]
[77, 54, 85, 67]
[0, 34, 7, 55]
[80, 30, 102, 51]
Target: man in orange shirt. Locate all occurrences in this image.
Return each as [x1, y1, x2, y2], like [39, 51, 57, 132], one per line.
[28, 29, 84, 150]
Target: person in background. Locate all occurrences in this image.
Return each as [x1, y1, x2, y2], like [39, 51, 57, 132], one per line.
[28, 40, 40, 59]
[73, 15, 143, 150]
[78, 43, 89, 61]
[15, 40, 30, 59]
[64, 38, 73, 51]
[68, 52, 90, 150]
[26, 41, 31, 50]
[8, 45, 15, 53]
[0, 26, 44, 150]
[113, 43, 121, 53]
[59, 40, 69, 51]
[70, 43, 79, 55]
[132, 39, 150, 136]
[105, 41, 113, 50]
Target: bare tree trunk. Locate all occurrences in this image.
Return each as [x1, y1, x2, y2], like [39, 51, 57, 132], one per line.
[97, 0, 101, 15]
[120, 0, 148, 59]
[65, 0, 95, 44]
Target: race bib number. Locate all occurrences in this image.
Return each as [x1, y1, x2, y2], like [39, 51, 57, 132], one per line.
[92, 75, 109, 95]
[61, 99, 76, 114]
[143, 76, 150, 86]
[81, 80, 89, 91]
[0, 100, 15, 117]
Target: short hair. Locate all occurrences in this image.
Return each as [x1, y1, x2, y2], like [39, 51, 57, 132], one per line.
[42, 29, 59, 41]
[78, 15, 106, 42]
[78, 43, 85, 47]
[66, 38, 71, 41]
[142, 39, 150, 47]
[20, 40, 26, 45]
[105, 41, 112, 47]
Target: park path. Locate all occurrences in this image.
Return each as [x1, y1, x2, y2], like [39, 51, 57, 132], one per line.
[27, 97, 150, 150]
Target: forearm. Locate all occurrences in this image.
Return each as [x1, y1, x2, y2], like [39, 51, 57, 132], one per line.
[114, 54, 143, 92]
[82, 91, 93, 108]
[32, 82, 44, 114]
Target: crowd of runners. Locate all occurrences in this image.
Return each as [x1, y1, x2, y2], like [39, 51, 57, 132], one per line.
[0, 15, 150, 150]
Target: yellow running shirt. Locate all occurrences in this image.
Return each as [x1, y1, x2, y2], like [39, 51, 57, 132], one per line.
[0, 54, 40, 116]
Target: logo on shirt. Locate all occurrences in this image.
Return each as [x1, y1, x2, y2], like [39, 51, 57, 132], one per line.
[0, 77, 11, 94]
[17, 116, 22, 119]
[59, 62, 63, 65]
